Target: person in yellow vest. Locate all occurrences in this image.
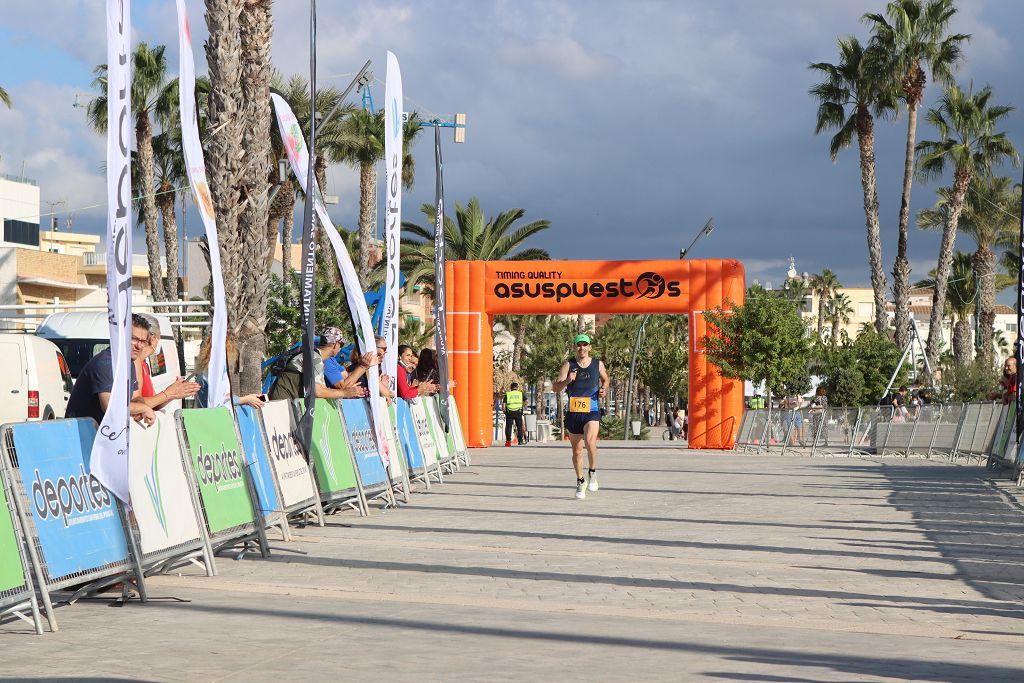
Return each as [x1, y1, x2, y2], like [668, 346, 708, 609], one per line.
[504, 382, 526, 447]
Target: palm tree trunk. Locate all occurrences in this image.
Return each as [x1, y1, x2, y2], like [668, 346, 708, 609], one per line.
[204, 0, 245, 339]
[357, 159, 377, 287]
[855, 108, 887, 335]
[892, 102, 919, 351]
[236, 0, 274, 394]
[511, 316, 527, 371]
[831, 316, 840, 348]
[281, 185, 295, 278]
[158, 186, 180, 301]
[315, 156, 340, 285]
[953, 317, 972, 367]
[136, 112, 167, 303]
[926, 167, 972, 368]
[816, 296, 826, 341]
[974, 246, 996, 368]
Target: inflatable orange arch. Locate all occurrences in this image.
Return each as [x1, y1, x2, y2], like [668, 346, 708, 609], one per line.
[444, 259, 745, 449]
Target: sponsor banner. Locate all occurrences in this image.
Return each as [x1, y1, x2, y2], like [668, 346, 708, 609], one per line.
[449, 399, 468, 454]
[129, 413, 202, 556]
[483, 260, 747, 315]
[433, 125, 451, 432]
[303, 398, 358, 494]
[11, 420, 128, 580]
[0, 468, 26, 592]
[235, 406, 281, 515]
[339, 399, 388, 488]
[179, 408, 254, 535]
[259, 401, 317, 508]
[175, 0, 230, 408]
[408, 400, 439, 467]
[381, 52, 403, 394]
[385, 402, 406, 477]
[270, 95, 391, 470]
[93, 0, 133, 504]
[424, 397, 453, 463]
[395, 400, 425, 471]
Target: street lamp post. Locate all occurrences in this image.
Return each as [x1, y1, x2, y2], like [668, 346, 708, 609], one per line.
[623, 219, 715, 440]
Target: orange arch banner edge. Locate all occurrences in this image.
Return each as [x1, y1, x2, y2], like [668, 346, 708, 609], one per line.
[444, 259, 745, 449]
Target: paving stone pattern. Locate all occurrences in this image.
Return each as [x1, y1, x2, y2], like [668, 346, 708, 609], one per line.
[3, 442, 1024, 681]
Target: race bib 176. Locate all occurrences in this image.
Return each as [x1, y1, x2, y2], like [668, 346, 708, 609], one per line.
[569, 397, 593, 413]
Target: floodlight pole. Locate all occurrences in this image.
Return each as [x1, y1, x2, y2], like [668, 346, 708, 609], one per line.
[623, 218, 715, 441]
[267, 59, 372, 205]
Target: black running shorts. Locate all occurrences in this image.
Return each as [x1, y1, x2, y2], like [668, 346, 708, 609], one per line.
[566, 410, 601, 435]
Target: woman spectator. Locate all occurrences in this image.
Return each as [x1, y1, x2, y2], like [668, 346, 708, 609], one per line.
[397, 345, 438, 399]
[348, 336, 394, 401]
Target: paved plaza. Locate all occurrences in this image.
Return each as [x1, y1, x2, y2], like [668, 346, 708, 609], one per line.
[3, 442, 1024, 681]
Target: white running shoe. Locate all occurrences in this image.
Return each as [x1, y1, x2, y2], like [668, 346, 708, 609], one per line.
[575, 481, 586, 499]
[587, 472, 599, 493]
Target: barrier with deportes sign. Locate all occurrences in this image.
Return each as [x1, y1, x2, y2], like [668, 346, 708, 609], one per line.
[450, 399, 470, 466]
[1, 419, 146, 632]
[0, 459, 43, 634]
[339, 399, 393, 504]
[235, 405, 282, 517]
[259, 401, 321, 521]
[395, 400, 428, 486]
[382, 402, 412, 502]
[128, 414, 212, 576]
[409, 399, 443, 484]
[425, 397, 456, 473]
[176, 408, 268, 556]
[301, 398, 364, 515]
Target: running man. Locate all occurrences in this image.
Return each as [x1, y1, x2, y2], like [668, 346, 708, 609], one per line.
[552, 333, 609, 499]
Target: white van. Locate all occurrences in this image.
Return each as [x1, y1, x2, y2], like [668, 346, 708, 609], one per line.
[0, 334, 74, 423]
[36, 312, 184, 412]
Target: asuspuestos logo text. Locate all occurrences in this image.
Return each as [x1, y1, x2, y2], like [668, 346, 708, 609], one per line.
[492, 271, 679, 303]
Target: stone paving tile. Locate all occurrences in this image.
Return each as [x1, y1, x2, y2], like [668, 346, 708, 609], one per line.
[2, 443, 1024, 681]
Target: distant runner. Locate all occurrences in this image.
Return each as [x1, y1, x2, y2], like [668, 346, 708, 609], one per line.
[553, 333, 609, 499]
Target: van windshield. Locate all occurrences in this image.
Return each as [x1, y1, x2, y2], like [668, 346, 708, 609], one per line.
[49, 339, 111, 378]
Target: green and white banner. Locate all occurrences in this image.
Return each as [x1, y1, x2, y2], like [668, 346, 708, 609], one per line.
[0, 474, 25, 593]
[180, 408, 254, 535]
[129, 413, 202, 555]
[306, 399, 358, 494]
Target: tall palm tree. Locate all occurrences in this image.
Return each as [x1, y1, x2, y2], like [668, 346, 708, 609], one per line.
[401, 198, 551, 298]
[915, 252, 976, 366]
[233, 0, 276, 392]
[916, 83, 1017, 368]
[336, 108, 425, 286]
[809, 37, 897, 335]
[825, 292, 853, 347]
[809, 269, 841, 340]
[917, 174, 1020, 366]
[203, 0, 245, 325]
[865, 0, 968, 350]
[0, 86, 10, 108]
[87, 42, 177, 303]
[151, 132, 185, 302]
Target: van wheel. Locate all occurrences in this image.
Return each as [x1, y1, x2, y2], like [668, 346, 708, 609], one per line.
[43, 409, 55, 420]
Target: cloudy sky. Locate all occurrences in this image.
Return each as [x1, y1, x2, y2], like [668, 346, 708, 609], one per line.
[1, 0, 1022, 293]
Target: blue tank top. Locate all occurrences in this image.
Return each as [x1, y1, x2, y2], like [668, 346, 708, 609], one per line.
[568, 358, 601, 410]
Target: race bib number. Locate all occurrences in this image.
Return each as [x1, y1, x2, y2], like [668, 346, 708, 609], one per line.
[569, 397, 593, 413]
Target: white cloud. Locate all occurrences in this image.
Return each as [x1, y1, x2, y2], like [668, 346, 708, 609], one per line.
[0, 81, 106, 225]
[498, 38, 618, 82]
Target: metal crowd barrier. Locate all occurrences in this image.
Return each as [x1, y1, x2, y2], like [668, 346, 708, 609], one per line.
[734, 401, 1015, 464]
